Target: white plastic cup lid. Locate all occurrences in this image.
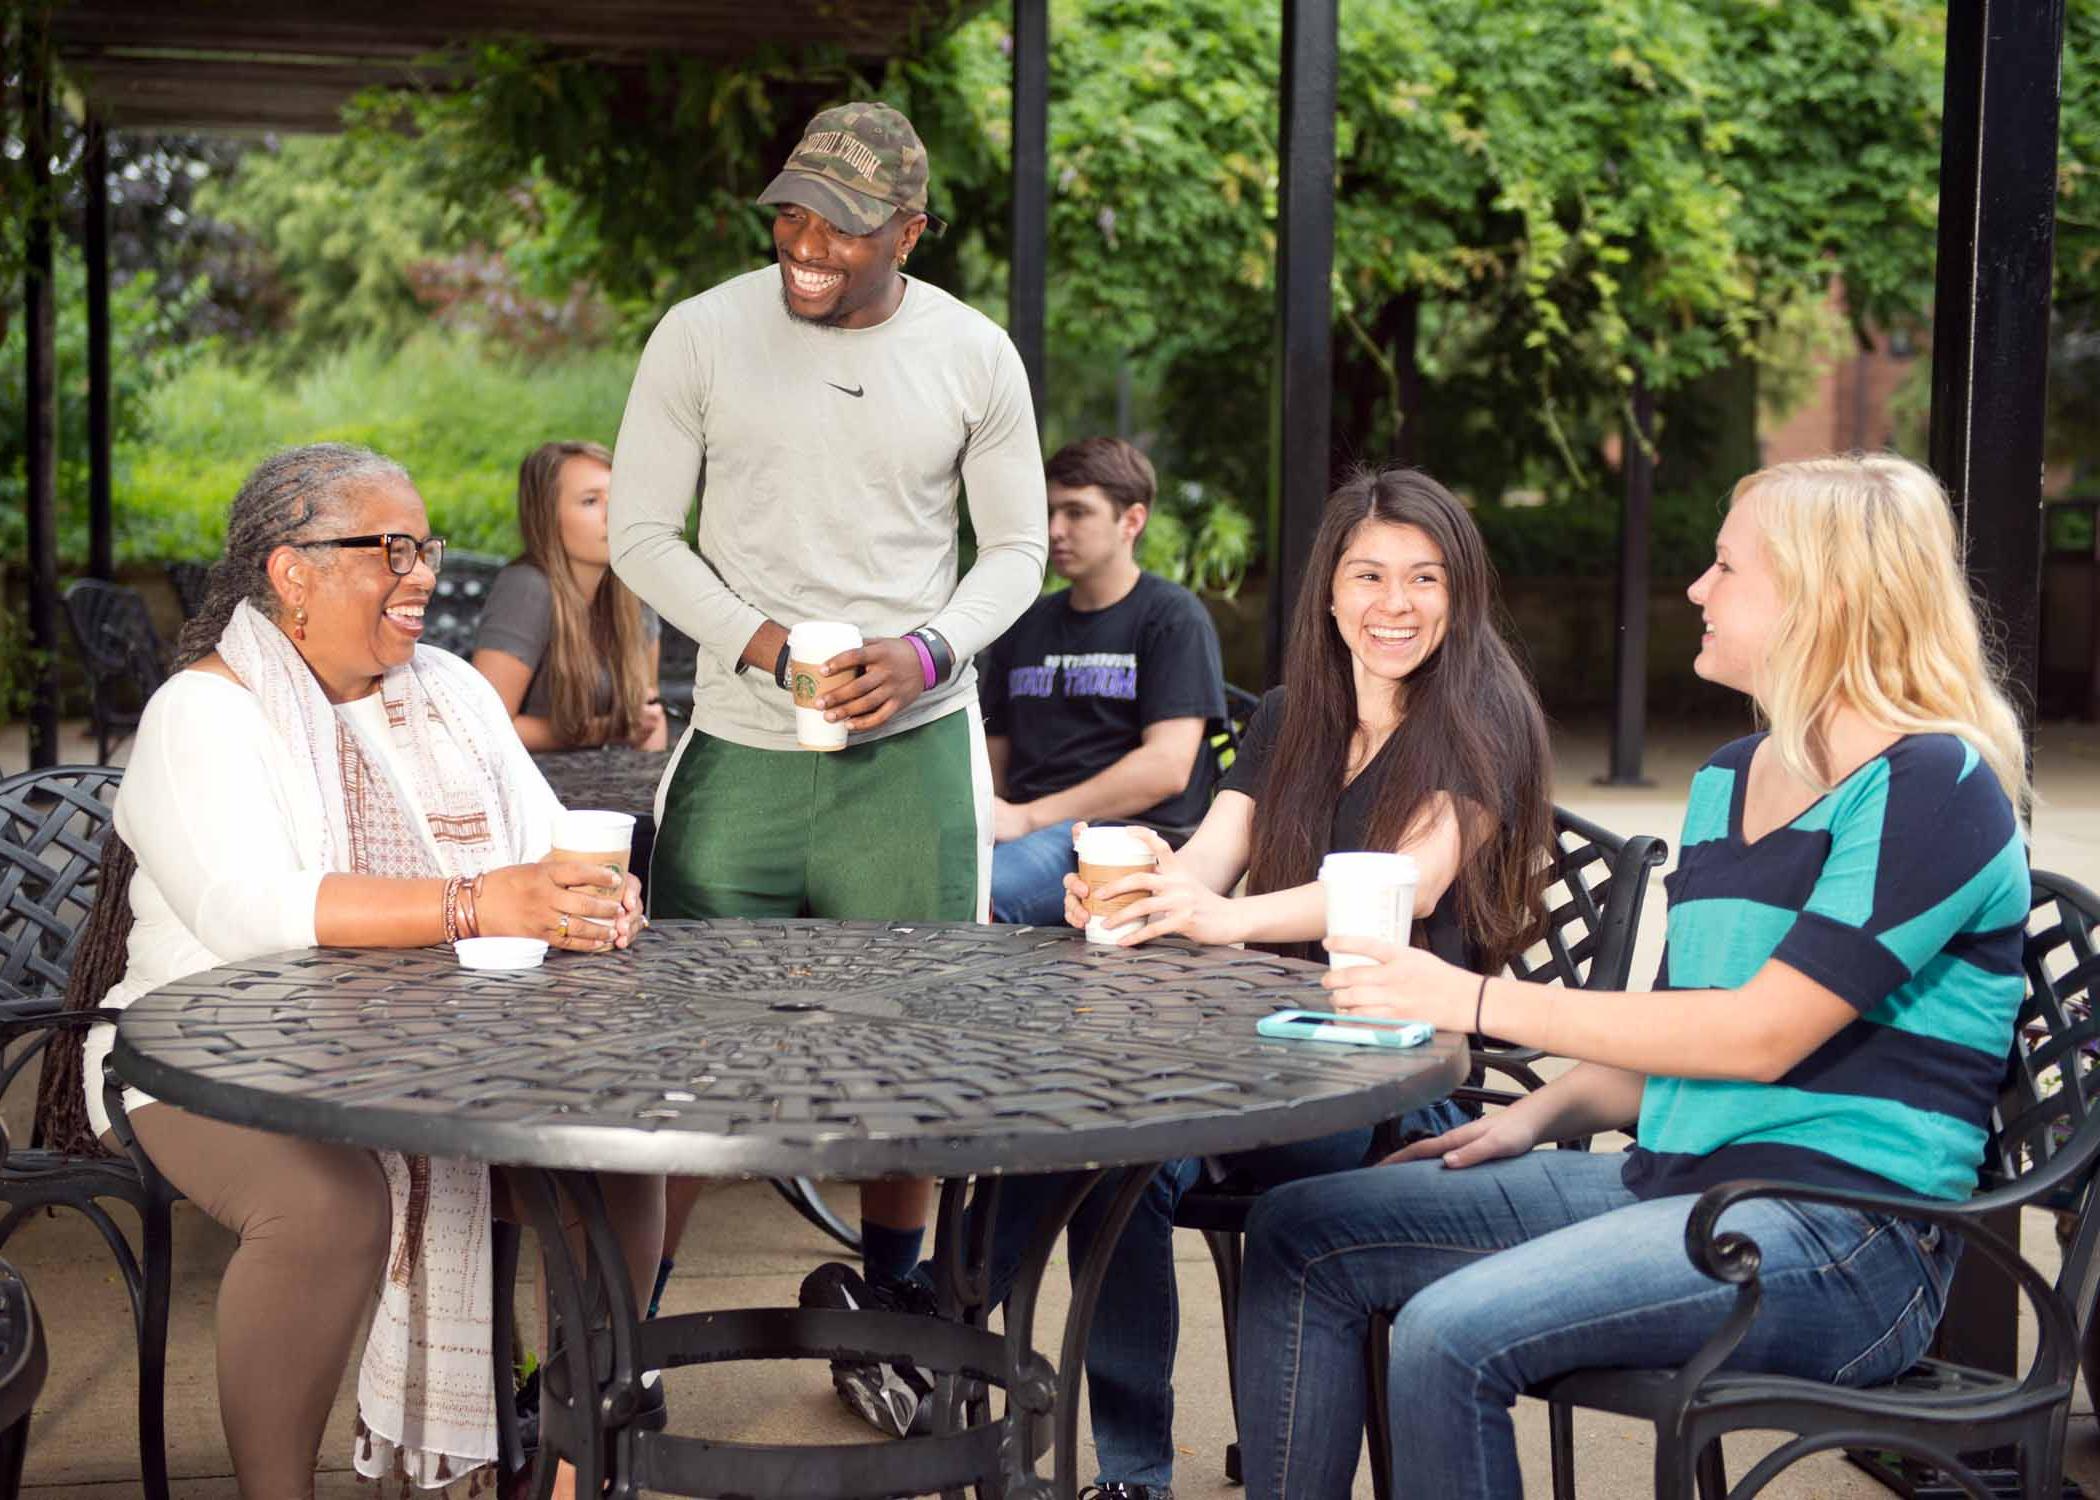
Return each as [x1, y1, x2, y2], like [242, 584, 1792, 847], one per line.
[788, 621, 863, 662]
[1320, 851, 1419, 883]
[552, 809, 636, 852]
[454, 937, 549, 970]
[1075, 825, 1153, 866]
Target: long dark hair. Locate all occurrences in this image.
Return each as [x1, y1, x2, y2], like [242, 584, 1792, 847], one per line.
[35, 444, 410, 1156]
[1245, 467, 1554, 972]
[514, 440, 650, 746]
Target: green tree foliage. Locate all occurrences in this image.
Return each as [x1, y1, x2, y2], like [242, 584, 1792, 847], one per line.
[197, 135, 514, 365]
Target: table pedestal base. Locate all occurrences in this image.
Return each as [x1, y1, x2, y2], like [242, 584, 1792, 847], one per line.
[513, 1164, 1156, 1500]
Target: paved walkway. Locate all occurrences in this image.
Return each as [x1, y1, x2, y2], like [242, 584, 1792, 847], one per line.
[5, 715, 2099, 1496]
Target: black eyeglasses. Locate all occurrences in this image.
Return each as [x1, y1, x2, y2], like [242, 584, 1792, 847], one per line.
[302, 533, 447, 575]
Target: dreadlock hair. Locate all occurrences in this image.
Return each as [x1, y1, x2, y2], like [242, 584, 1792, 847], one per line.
[36, 444, 412, 1157]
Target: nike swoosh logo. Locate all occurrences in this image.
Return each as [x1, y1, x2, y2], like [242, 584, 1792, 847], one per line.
[827, 382, 865, 398]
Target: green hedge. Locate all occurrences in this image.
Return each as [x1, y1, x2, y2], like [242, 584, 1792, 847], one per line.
[18, 333, 1737, 582]
[10, 334, 638, 567]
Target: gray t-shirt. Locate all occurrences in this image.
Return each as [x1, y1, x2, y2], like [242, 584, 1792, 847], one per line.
[607, 266, 1048, 752]
[475, 560, 660, 721]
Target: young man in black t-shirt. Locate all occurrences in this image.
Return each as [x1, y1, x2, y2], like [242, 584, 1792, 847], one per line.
[980, 437, 1226, 925]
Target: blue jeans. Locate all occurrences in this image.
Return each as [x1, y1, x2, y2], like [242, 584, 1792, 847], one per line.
[1236, 1149, 1961, 1499]
[990, 820, 1078, 925]
[951, 1101, 1468, 1488]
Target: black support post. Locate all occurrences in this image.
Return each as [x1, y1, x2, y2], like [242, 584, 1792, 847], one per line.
[1924, 0, 2067, 1388]
[1928, 0, 2065, 740]
[1265, 0, 1338, 685]
[1009, 0, 1048, 424]
[86, 110, 114, 583]
[1847, 9, 2068, 1498]
[1600, 378, 1655, 787]
[23, 18, 60, 769]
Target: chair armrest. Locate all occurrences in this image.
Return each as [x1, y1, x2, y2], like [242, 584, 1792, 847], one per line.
[0, 1007, 130, 1046]
[1680, 1177, 2075, 1400]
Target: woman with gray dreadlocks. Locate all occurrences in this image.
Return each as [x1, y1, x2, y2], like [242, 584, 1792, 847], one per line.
[37, 443, 663, 1499]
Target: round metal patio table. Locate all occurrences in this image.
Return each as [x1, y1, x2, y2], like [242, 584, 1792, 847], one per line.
[111, 918, 1466, 1500]
[528, 745, 668, 817]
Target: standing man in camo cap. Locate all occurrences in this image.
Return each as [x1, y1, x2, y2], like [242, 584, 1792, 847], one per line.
[608, 101, 1046, 1436]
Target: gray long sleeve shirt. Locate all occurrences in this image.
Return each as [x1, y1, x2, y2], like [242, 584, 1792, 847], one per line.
[609, 267, 1047, 751]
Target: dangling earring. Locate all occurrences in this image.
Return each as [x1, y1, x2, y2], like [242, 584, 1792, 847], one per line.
[292, 605, 308, 642]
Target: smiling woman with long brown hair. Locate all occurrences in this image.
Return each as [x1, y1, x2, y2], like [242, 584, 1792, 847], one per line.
[905, 466, 1558, 1498]
[473, 440, 666, 752]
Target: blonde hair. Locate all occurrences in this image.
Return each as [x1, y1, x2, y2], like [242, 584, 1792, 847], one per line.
[515, 440, 651, 747]
[1736, 452, 2030, 816]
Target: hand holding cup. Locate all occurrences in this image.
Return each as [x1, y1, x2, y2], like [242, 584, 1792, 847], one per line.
[789, 622, 865, 750]
[477, 861, 627, 951]
[811, 636, 929, 734]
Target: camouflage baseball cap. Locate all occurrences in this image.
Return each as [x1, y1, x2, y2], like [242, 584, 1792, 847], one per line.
[757, 102, 946, 236]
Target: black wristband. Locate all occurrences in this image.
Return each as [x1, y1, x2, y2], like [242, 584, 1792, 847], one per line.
[773, 640, 792, 690]
[1472, 974, 1489, 1041]
[908, 626, 956, 686]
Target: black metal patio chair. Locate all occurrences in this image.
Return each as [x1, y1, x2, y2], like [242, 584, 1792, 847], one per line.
[0, 1252, 48, 1500]
[421, 550, 506, 658]
[61, 580, 167, 765]
[1517, 868, 2100, 1500]
[1511, 865, 2100, 1495]
[164, 562, 211, 622]
[1176, 804, 1669, 1484]
[0, 765, 176, 1500]
[658, 624, 700, 726]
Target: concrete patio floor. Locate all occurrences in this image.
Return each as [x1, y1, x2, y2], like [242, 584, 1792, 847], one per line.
[4, 713, 2100, 1497]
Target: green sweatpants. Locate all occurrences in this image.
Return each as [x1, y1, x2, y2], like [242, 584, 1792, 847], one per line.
[651, 707, 983, 922]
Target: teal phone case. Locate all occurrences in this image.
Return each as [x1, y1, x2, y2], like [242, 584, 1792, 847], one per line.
[1256, 1009, 1435, 1048]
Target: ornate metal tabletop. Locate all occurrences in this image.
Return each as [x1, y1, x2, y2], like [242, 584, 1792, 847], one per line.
[112, 919, 1466, 1179]
[529, 745, 669, 814]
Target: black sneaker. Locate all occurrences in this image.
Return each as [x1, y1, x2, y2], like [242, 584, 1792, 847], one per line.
[797, 1262, 937, 1438]
[1080, 1486, 1173, 1500]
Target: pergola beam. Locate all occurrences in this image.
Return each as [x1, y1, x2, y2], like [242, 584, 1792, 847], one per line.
[22, 17, 60, 768]
[1009, 0, 1048, 422]
[86, 110, 114, 583]
[1930, 0, 2066, 741]
[1266, 0, 1338, 684]
[1911, 0, 2066, 1422]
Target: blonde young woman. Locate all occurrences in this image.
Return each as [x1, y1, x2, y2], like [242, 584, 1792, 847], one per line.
[1234, 454, 2032, 1499]
[474, 440, 668, 752]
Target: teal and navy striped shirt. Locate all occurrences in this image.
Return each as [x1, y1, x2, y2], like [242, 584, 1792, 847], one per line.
[1622, 732, 2028, 1203]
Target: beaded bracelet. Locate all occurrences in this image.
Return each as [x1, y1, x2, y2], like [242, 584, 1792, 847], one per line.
[441, 875, 464, 942]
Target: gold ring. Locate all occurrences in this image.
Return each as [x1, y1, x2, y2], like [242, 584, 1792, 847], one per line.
[558, 913, 570, 938]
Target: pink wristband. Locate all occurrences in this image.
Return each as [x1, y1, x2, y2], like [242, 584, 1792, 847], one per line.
[907, 633, 938, 690]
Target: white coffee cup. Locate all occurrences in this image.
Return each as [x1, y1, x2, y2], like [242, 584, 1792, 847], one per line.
[1320, 851, 1419, 968]
[787, 621, 864, 751]
[549, 809, 637, 879]
[1076, 824, 1157, 945]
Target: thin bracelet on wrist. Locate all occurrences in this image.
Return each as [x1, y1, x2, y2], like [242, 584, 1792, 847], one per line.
[905, 633, 938, 690]
[442, 875, 463, 943]
[1472, 973, 1489, 1041]
[458, 874, 482, 939]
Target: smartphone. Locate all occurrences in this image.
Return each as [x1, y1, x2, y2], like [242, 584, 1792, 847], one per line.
[1256, 1009, 1435, 1048]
